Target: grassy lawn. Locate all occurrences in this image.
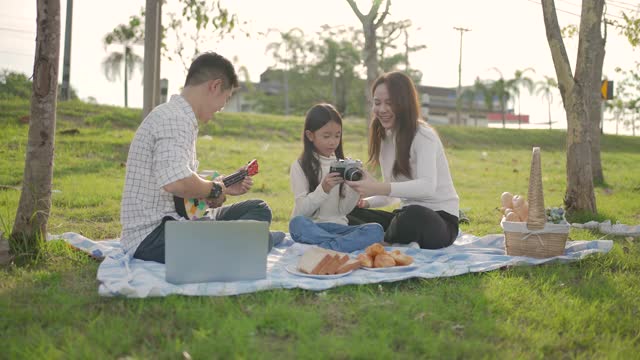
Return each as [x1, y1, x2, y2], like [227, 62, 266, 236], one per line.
[1, 98, 639, 358]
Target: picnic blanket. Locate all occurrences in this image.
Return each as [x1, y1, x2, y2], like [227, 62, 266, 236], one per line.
[572, 220, 640, 237]
[49, 232, 613, 298]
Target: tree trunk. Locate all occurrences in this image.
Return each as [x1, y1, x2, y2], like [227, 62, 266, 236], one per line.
[564, 90, 597, 213]
[124, 46, 129, 108]
[578, 2, 606, 184]
[363, 22, 378, 119]
[542, 0, 599, 215]
[12, 0, 61, 248]
[336, 76, 348, 115]
[0, 232, 10, 265]
[548, 100, 552, 129]
[346, 0, 390, 125]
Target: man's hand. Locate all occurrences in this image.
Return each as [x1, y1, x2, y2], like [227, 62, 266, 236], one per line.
[205, 194, 226, 209]
[225, 176, 253, 196]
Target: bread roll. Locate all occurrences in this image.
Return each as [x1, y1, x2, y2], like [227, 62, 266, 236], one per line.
[356, 253, 373, 267]
[389, 250, 413, 266]
[501, 192, 514, 209]
[373, 253, 396, 268]
[505, 211, 521, 222]
[365, 243, 386, 258]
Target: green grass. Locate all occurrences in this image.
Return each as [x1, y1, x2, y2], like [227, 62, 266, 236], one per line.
[1, 99, 639, 358]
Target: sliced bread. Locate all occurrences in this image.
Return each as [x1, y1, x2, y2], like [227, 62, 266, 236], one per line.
[297, 247, 332, 274]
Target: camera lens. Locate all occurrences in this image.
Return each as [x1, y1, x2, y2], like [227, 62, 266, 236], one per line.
[344, 168, 363, 181]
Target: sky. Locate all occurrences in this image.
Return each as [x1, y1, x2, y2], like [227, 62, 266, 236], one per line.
[1, 0, 639, 135]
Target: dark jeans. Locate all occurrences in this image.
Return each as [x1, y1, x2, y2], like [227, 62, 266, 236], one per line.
[133, 199, 272, 264]
[347, 205, 459, 249]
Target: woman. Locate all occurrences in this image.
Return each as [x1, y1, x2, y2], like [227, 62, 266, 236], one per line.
[346, 71, 459, 249]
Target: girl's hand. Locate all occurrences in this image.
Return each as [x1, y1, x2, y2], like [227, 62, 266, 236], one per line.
[345, 171, 390, 198]
[322, 172, 344, 193]
[357, 199, 369, 209]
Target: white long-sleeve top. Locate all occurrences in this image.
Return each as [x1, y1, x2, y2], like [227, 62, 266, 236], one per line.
[365, 124, 460, 218]
[290, 154, 360, 225]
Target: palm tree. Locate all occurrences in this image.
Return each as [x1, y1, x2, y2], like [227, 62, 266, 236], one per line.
[489, 68, 512, 128]
[461, 87, 477, 126]
[511, 68, 536, 128]
[462, 78, 487, 126]
[102, 16, 144, 108]
[472, 77, 495, 125]
[535, 76, 559, 129]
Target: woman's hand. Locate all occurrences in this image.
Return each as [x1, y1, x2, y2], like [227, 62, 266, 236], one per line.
[321, 172, 344, 193]
[357, 198, 369, 209]
[345, 171, 390, 198]
[225, 176, 253, 196]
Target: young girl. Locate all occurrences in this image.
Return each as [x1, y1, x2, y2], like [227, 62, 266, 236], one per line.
[346, 72, 460, 249]
[289, 103, 384, 252]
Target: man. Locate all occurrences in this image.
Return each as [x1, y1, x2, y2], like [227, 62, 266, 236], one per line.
[120, 52, 278, 263]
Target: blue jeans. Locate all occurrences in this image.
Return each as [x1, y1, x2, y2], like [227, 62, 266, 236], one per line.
[289, 216, 384, 253]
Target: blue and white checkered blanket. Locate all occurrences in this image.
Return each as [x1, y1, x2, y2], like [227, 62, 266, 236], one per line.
[50, 232, 613, 298]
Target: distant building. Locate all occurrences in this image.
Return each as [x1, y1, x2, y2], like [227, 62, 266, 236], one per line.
[418, 85, 496, 127]
[225, 69, 528, 127]
[224, 70, 282, 113]
[486, 113, 529, 124]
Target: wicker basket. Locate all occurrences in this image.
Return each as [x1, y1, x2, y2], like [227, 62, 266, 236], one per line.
[500, 147, 570, 258]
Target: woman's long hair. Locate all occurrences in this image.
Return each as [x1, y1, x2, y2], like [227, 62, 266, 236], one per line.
[368, 71, 422, 178]
[299, 103, 345, 196]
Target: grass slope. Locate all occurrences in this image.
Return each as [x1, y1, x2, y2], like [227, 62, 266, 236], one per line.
[1, 99, 639, 358]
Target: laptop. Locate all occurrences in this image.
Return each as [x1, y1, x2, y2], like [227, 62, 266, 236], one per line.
[165, 220, 269, 284]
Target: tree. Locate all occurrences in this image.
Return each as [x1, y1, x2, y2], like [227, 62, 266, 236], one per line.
[265, 28, 307, 116]
[535, 75, 559, 129]
[610, 65, 640, 136]
[461, 87, 478, 127]
[164, 0, 239, 73]
[0, 71, 32, 99]
[11, 0, 61, 260]
[311, 25, 362, 114]
[377, 19, 426, 83]
[511, 68, 536, 129]
[464, 77, 490, 127]
[541, 0, 603, 214]
[489, 68, 512, 128]
[473, 77, 496, 120]
[102, 15, 144, 108]
[346, 0, 391, 121]
[0, 70, 78, 101]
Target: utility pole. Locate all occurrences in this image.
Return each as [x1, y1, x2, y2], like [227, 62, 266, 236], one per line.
[60, 0, 73, 100]
[143, 0, 162, 118]
[454, 26, 470, 125]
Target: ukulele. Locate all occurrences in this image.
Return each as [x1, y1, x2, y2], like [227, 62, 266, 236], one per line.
[174, 159, 259, 220]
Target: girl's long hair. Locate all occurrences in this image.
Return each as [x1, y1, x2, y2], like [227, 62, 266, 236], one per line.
[299, 103, 345, 196]
[368, 71, 422, 178]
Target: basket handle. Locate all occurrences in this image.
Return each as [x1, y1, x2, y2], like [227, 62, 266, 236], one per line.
[527, 147, 546, 230]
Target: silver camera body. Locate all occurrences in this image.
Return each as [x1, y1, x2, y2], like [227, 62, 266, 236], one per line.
[329, 158, 364, 181]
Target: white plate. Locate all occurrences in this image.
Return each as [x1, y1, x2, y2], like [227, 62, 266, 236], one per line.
[361, 264, 418, 272]
[285, 265, 353, 279]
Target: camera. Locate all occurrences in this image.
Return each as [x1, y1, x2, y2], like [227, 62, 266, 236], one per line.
[329, 158, 364, 181]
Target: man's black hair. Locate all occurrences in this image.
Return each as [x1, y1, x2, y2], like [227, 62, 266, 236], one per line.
[184, 52, 238, 89]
